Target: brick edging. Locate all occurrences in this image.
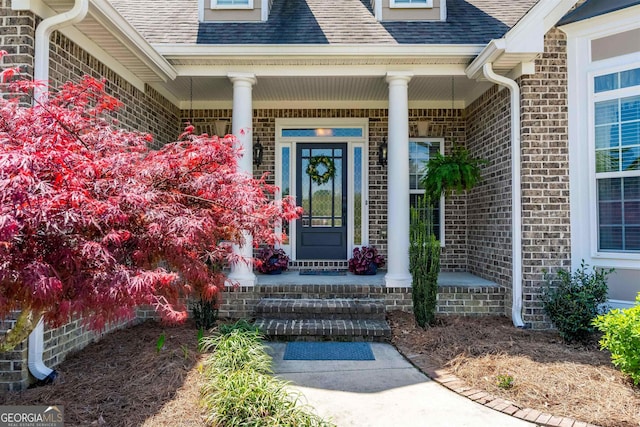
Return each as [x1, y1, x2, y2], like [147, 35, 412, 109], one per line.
[393, 346, 600, 427]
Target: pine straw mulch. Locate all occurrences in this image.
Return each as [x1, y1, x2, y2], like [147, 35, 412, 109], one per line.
[3, 314, 640, 427]
[388, 311, 640, 427]
[0, 320, 208, 427]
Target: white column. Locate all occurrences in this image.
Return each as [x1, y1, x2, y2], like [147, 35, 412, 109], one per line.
[385, 72, 413, 287]
[227, 73, 257, 286]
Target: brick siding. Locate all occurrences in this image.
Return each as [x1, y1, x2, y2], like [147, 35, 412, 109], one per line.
[519, 28, 572, 329]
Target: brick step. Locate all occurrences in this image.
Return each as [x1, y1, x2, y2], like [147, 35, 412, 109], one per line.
[254, 298, 386, 320]
[258, 284, 385, 299]
[253, 318, 391, 342]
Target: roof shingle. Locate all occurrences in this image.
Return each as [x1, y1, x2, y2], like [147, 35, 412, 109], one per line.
[109, 0, 539, 45]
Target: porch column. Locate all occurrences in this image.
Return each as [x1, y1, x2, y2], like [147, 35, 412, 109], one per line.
[385, 72, 413, 287]
[227, 73, 257, 286]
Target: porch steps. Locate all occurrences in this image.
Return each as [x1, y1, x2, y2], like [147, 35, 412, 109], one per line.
[252, 285, 391, 341]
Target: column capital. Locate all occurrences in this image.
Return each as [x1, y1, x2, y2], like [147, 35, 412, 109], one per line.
[228, 72, 257, 86]
[385, 72, 413, 84]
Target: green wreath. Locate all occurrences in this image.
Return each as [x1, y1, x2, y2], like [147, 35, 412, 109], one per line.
[306, 155, 336, 185]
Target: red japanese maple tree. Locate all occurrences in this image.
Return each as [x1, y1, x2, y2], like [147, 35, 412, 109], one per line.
[0, 58, 300, 350]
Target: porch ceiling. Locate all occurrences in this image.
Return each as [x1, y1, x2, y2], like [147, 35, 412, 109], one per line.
[159, 75, 492, 110]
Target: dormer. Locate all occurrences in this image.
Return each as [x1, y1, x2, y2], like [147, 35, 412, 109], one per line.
[371, 0, 447, 21]
[201, 0, 271, 22]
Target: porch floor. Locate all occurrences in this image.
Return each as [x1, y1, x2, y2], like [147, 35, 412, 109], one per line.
[256, 271, 499, 287]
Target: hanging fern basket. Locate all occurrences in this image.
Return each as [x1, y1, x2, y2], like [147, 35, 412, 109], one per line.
[420, 146, 487, 200]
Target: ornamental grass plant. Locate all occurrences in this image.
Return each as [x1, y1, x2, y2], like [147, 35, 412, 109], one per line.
[200, 328, 334, 427]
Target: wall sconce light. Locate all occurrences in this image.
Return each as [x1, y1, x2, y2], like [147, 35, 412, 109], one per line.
[253, 138, 264, 167]
[379, 137, 388, 167]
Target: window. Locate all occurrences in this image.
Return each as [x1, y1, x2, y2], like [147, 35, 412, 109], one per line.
[210, 0, 252, 8]
[409, 138, 444, 242]
[390, 0, 433, 8]
[593, 67, 640, 253]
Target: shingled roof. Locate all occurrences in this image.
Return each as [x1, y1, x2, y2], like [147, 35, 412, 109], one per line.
[558, 0, 640, 25]
[110, 0, 539, 45]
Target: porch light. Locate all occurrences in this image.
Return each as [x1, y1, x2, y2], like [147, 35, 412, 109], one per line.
[253, 138, 264, 167]
[379, 137, 388, 167]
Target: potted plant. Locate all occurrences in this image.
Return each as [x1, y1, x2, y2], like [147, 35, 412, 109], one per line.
[256, 247, 289, 274]
[420, 145, 487, 200]
[348, 246, 385, 275]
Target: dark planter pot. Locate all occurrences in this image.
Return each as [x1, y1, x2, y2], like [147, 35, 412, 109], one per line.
[266, 268, 282, 275]
[355, 263, 378, 275]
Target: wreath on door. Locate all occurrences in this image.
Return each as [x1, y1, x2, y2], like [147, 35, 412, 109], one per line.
[306, 155, 336, 185]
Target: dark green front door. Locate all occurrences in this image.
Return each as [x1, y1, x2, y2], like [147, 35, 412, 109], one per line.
[296, 143, 347, 259]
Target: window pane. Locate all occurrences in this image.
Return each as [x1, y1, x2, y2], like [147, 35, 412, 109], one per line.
[622, 146, 640, 171]
[599, 178, 622, 201]
[626, 227, 640, 250]
[599, 201, 622, 225]
[595, 100, 619, 125]
[596, 149, 619, 172]
[600, 226, 623, 250]
[621, 68, 640, 89]
[354, 147, 362, 245]
[595, 124, 619, 149]
[624, 176, 640, 199]
[281, 146, 290, 244]
[621, 95, 640, 122]
[621, 121, 639, 147]
[595, 73, 618, 93]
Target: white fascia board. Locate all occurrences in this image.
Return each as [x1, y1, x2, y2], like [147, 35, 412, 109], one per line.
[560, 4, 640, 39]
[504, 0, 577, 53]
[174, 63, 469, 77]
[466, 0, 579, 80]
[465, 39, 505, 80]
[90, 0, 177, 81]
[154, 44, 484, 58]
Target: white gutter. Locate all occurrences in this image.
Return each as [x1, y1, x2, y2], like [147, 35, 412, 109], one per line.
[28, 0, 89, 382]
[481, 63, 525, 328]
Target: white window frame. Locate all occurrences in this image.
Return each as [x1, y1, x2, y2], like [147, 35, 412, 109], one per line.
[390, 0, 433, 8]
[409, 137, 445, 246]
[588, 65, 640, 257]
[210, 0, 253, 9]
[563, 7, 640, 271]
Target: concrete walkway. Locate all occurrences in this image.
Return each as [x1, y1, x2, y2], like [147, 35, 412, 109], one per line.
[267, 342, 536, 427]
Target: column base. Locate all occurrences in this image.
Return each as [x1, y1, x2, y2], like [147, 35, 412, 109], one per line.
[226, 272, 257, 287]
[384, 272, 413, 288]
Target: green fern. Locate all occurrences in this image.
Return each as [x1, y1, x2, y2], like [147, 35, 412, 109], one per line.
[420, 145, 487, 200]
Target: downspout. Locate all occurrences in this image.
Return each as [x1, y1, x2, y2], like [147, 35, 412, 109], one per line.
[28, 0, 89, 383]
[482, 63, 526, 328]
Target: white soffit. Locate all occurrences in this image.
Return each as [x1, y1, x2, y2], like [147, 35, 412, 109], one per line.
[12, 0, 176, 90]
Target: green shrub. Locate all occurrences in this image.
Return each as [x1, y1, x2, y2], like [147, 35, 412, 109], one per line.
[218, 318, 260, 335]
[191, 297, 219, 330]
[200, 329, 334, 427]
[593, 294, 640, 385]
[541, 262, 611, 343]
[409, 195, 441, 327]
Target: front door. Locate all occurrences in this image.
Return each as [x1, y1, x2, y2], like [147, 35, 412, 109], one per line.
[296, 143, 347, 259]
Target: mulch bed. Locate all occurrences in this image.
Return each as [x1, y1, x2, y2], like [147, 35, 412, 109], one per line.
[388, 311, 640, 427]
[3, 314, 639, 427]
[0, 320, 207, 427]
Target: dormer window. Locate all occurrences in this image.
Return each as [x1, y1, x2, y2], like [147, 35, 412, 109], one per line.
[211, 0, 253, 9]
[390, 0, 433, 8]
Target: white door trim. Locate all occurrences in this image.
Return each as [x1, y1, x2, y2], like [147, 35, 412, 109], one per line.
[275, 118, 369, 260]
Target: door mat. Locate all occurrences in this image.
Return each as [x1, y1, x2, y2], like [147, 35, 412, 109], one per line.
[298, 269, 347, 276]
[283, 342, 375, 361]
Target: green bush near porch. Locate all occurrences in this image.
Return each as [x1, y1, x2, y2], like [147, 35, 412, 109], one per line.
[409, 195, 441, 327]
[593, 294, 640, 385]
